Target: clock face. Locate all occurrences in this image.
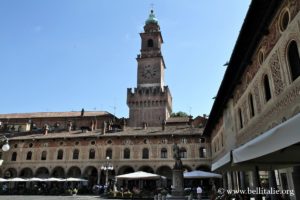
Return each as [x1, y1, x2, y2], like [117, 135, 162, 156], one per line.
[141, 65, 157, 79]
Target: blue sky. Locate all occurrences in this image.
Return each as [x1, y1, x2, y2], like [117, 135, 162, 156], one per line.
[0, 0, 251, 118]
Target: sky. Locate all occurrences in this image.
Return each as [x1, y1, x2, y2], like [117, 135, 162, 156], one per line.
[0, 0, 251, 118]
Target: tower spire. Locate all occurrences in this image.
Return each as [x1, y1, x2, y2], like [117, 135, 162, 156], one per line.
[145, 9, 158, 25]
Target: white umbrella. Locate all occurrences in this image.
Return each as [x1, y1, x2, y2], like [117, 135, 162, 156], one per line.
[46, 177, 65, 182]
[0, 178, 7, 182]
[28, 177, 45, 182]
[6, 177, 28, 182]
[116, 171, 161, 180]
[183, 170, 222, 179]
[65, 177, 88, 182]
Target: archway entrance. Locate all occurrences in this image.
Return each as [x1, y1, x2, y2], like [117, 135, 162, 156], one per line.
[156, 166, 172, 187]
[52, 167, 65, 178]
[83, 166, 98, 188]
[67, 166, 81, 178]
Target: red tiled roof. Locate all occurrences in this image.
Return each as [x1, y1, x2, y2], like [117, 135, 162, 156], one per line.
[0, 111, 110, 119]
[7, 125, 204, 141]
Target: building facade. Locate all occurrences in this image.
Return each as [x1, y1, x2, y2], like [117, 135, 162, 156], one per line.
[0, 10, 210, 192]
[203, 0, 300, 199]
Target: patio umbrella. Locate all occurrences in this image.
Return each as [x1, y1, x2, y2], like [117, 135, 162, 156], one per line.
[183, 170, 222, 179]
[0, 178, 7, 182]
[65, 177, 88, 182]
[6, 177, 28, 182]
[115, 171, 161, 180]
[27, 177, 45, 182]
[46, 177, 65, 182]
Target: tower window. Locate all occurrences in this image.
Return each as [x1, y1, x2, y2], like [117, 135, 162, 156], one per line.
[147, 39, 154, 47]
[124, 148, 130, 159]
[263, 74, 272, 102]
[199, 147, 206, 158]
[288, 41, 300, 81]
[142, 148, 149, 159]
[26, 151, 32, 160]
[161, 148, 167, 159]
[106, 148, 112, 159]
[73, 149, 79, 160]
[57, 149, 63, 160]
[11, 152, 17, 161]
[238, 108, 243, 129]
[280, 10, 290, 32]
[41, 151, 47, 160]
[249, 93, 255, 117]
[89, 149, 95, 159]
[179, 147, 187, 158]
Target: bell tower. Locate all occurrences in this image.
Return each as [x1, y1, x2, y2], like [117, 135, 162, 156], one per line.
[127, 10, 172, 127]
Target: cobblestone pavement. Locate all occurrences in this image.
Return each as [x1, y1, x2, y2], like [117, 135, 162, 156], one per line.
[0, 195, 118, 200]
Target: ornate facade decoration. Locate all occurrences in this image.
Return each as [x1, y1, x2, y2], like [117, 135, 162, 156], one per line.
[270, 51, 284, 96]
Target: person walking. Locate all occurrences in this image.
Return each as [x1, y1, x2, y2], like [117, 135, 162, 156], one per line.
[197, 185, 203, 200]
[211, 183, 217, 200]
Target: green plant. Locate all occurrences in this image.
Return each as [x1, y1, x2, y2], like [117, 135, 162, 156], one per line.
[123, 191, 132, 198]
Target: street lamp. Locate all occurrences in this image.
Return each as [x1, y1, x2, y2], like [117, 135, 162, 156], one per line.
[0, 134, 10, 166]
[0, 135, 10, 152]
[101, 156, 113, 191]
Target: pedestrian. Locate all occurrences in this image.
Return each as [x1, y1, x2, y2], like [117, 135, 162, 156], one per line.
[211, 183, 217, 200]
[197, 185, 202, 200]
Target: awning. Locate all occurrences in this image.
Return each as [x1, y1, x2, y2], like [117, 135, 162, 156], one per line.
[116, 171, 161, 180]
[233, 112, 300, 164]
[211, 151, 231, 171]
[184, 170, 222, 179]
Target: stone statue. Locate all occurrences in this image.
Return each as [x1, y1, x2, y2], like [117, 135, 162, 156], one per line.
[173, 143, 183, 169]
[173, 143, 180, 160]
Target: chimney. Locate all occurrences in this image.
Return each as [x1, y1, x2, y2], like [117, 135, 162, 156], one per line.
[44, 124, 49, 135]
[121, 118, 127, 131]
[67, 121, 72, 132]
[143, 122, 147, 130]
[162, 119, 166, 131]
[102, 121, 107, 135]
[90, 120, 95, 131]
[188, 116, 194, 127]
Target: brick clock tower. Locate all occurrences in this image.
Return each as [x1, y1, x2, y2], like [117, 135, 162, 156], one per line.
[127, 10, 172, 127]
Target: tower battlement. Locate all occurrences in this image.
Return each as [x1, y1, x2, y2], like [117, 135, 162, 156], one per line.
[127, 86, 172, 109]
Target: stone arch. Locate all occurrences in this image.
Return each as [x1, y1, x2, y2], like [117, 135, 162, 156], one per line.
[51, 166, 65, 178]
[138, 166, 154, 173]
[83, 166, 98, 187]
[117, 165, 134, 175]
[20, 167, 33, 178]
[156, 166, 172, 187]
[196, 165, 210, 172]
[35, 167, 50, 178]
[287, 40, 300, 82]
[4, 168, 17, 178]
[156, 166, 172, 179]
[67, 166, 81, 178]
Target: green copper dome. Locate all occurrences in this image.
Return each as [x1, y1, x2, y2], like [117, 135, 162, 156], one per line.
[145, 10, 158, 24]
